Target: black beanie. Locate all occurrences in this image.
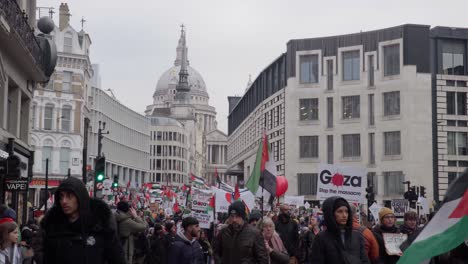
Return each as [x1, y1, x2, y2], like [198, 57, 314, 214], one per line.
[333, 198, 349, 213]
[117, 201, 130, 213]
[182, 216, 199, 230]
[228, 201, 246, 219]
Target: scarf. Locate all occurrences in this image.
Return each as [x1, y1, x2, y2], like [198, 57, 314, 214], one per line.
[267, 232, 288, 264]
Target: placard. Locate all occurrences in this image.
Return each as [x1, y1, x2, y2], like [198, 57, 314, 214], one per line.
[383, 233, 407, 256]
[191, 210, 212, 229]
[191, 187, 212, 211]
[391, 199, 408, 218]
[213, 187, 255, 213]
[317, 164, 367, 203]
[284, 195, 305, 207]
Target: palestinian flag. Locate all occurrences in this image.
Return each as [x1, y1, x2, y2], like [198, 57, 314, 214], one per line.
[398, 170, 468, 264]
[245, 132, 277, 196]
[207, 196, 215, 213]
[190, 173, 206, 186]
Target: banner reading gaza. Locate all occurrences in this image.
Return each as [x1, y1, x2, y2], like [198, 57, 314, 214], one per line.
[317, 164, 367, 203]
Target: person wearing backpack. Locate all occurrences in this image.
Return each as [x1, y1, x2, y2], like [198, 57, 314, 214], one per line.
[115, 202, 147, 264]
[350, 205, 379, 263]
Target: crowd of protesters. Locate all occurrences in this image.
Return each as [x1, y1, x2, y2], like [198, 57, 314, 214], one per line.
[0, 176, 467, 263]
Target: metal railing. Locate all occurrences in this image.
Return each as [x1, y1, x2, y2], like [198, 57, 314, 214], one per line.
[0, 0, 44, 73]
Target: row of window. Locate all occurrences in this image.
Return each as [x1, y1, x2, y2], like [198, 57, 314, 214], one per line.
[149, 158, 186, 172]
[150, 173, 185, 184]
[299, 92, 400, 125]
[42, 71, 74, 92]
[298, 171, 404, 196]
[32, 104, 72, 132]
[40, 146, 71, 175]
[299, 44, 401, 85]
[150, 145, 187, 159]
[299, 131, 401, 160]
[150, 131, 186, 143]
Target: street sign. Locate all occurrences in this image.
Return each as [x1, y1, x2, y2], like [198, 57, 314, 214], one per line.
[4, 178, 28, 192]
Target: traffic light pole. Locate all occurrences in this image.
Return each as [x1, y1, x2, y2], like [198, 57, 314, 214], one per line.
[94, 121, 109, 198]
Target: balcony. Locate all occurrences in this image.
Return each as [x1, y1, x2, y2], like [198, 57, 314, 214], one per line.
[0, 0, 48, 82]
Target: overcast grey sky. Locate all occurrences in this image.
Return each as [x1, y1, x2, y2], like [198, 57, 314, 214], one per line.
[38, 0, 467, 133]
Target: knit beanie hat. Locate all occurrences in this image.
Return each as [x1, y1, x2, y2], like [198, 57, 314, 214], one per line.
[333, 198, 349, 213]
[228, 201, 246, 220]
[0, 217, 17, 233]
[379, 207, 394, 221]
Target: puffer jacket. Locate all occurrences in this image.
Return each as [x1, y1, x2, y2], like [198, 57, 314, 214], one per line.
[167, 232, 204, 264]
[213, 223, 268, 264]
[115, 211, 147, 264]
[310, 196, 369, 264]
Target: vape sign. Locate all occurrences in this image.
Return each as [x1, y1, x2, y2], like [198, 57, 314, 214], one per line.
[317, 164, 367, 203]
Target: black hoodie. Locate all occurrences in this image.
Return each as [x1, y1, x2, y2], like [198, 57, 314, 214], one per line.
[41, 177, 125, 264]
[310, 196, 369, 264]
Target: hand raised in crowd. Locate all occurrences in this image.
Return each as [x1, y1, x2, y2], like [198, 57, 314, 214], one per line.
[129, 207, 138, 218]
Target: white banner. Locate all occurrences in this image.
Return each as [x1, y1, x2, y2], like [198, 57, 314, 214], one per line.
[191, 187, 212, 211]
[317, 164, 367, 203]
[284, 195, 305, 207]
[213, 187, 255, 213]
[192, 210, 213, 229]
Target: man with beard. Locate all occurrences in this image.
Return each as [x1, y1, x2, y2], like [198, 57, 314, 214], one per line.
[167, 217, 204, 264]
[213, 201, 268, 264]
[275, 204, 300, 263]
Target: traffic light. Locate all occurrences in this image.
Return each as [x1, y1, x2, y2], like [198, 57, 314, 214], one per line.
[113, 175, 119, 188]
[420, 186, 426, 198]
[95, 156, 105, 183]
[6, 155, 21, 178]
[366, 186, 375, 204]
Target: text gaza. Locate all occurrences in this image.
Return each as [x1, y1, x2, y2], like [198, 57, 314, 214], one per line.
[319, 170, 362, 187]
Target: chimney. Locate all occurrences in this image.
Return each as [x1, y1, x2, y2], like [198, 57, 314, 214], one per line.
[59, 3, 70, 30]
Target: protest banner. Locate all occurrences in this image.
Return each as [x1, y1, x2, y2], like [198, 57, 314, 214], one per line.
[391, 199, 409, 218]
[284, 195, 305, 207]
[369, 202, 382, 223]
[191, 210, 212, 229]
[213, 187, 255, 213]
[383, 233, 408, 255]
[191, 187, 212, 211]
[317, 164, 367, 203]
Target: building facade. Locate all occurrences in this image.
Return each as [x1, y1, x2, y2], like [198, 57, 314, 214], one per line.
[146, 27, 229, 186]
[88, 65, 150, 188]
[228, 24, 435, 204]
[30, 3, 92, 205]
[1, 0, 55, 221]
[432, 27, 468, 203]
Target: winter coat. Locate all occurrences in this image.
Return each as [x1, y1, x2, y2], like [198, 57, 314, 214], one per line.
[213, 223, 268, 264]
[310, 196, 369, 264]
[275, 213, 299, 257]
[353, 219, 380, 263]
[41, 177, 125, 264]
[299, 228, 319, 263]
[167, 234, 204, 264]
[115, 211, 147, 264]
[372, 224, 400, 264]
[145, 235, 166, 264]
[0, 244, 33, 264]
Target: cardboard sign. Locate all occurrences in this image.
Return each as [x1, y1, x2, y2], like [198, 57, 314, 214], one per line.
[391, 199, 408, 218]
[383, 233, 407, 256]
[191, 210, 212, 229]
[369, 202, 382, 223]
[191, 187, 212, 211]
[284, 195, 305, 207]
[213, 187, 255, 213]
[317, 164, 367, 203]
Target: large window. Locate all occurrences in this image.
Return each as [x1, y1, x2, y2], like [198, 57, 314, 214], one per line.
[342, 134, 360, 158]
[59, 147, 70, 175]
[327, 97, 333, 128]
[42, 146, 53, 173]
[300, 55, 319, 84]
[44, 104, 54, 130]
[64, 33, 73, 53]
[384, 131, 401, 156]
[62, 72, 72, 92]
[441, 40, 465, 75]
[447, 92, 466, 115]
[299, 98, 318, 121]
[298, 173, 318, 195]
[383, 171, 405, 195]
[61, 106, 72, 132]
[343, 50, 360, 81]
[383, 91, 400, 116]
[384, 44, 400, 76]
[299, 136, 319, 158]
[342, 95, 360, 119]
[448, 132, 468, 156]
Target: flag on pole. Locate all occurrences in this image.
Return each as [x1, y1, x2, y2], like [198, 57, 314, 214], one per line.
[397, 170, 468, 264]
[234, 184, 241, 201]
[245, 132, 277, 196]
[190, 173, 206, 186]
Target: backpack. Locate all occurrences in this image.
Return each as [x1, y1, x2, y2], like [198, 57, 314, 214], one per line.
[133, 232, 150, 258]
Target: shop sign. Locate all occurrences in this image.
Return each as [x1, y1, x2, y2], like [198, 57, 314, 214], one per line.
[4, 178, 28, 192]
